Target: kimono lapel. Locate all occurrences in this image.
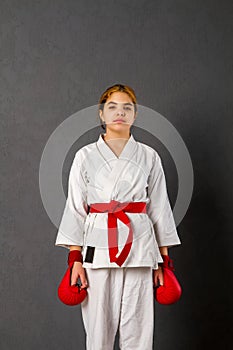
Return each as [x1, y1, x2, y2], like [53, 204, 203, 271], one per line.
[95, 133, 138, 201]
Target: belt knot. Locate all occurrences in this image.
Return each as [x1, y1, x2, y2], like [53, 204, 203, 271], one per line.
[107, 200, 126, 213]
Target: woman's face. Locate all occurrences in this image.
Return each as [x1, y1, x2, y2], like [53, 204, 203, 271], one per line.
[99, 92, 136, 132]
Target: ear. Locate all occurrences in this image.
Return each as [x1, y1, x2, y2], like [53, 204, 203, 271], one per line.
[99, 109, 103, 120]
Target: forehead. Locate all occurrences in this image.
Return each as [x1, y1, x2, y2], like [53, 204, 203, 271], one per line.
[106, 91, 133, 103]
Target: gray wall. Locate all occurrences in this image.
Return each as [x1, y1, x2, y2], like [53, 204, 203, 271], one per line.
[1, 1, 232, 349]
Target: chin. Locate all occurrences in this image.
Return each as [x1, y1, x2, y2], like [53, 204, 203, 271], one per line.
[109, 125, 129, 132]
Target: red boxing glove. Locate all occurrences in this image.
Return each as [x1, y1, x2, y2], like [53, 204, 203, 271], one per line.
[154, 255, 182, 305]
[57, 250, 87, 306]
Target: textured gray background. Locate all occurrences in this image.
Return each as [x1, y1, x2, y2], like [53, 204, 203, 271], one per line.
[1, 1, 232, 349]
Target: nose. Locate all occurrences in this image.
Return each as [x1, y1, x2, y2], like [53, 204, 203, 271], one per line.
[117, 108, 125, 116]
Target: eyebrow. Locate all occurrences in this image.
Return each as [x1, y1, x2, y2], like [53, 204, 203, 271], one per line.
[106, 101, 133, 106]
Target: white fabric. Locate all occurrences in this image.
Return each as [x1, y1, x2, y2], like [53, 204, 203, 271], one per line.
[81, 266, 154, 350]
[55, 133, 181, 269]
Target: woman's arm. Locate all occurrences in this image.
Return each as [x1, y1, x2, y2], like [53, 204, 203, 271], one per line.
[69, 245, 88, 289]
[55, 152, 88, 249]
[69, 245, 82, 251]
[154, 246, 168, 286]
[146, 152, 181, 248]
[159, 246, 168, 256]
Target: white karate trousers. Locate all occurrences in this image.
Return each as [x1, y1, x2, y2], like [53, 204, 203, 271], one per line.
[80, 266, 154, 350]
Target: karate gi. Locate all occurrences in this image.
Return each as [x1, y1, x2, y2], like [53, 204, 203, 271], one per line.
[55, 132, 181, 350]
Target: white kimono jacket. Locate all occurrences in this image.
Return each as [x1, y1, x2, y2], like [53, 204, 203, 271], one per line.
[55, 133, 181, 269]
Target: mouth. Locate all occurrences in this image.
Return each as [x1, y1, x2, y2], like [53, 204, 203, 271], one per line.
[113, 119, 125, 123]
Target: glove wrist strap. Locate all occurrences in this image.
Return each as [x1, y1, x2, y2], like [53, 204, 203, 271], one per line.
[68, 250, 83, 268]
[158, 254, 175, 271]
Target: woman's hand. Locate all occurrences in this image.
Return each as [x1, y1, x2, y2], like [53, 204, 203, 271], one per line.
[71, 261, 88, 290]
[153, 266, 164, 287]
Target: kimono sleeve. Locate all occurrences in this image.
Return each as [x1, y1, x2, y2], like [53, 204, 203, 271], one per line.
[146, 152, 181, 248]
[55, 152, 88, 249]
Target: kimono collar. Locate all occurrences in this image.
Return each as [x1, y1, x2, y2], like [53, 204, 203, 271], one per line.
[96, 132, 138, 161]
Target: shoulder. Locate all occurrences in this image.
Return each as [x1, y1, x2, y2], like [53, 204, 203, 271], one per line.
[136, 139, 161, 163]
[73, 141, 96, 165]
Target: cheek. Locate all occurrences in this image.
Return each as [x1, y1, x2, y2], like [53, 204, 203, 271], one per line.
[129, 114, 135, 122]
[104, 110, 116, 119]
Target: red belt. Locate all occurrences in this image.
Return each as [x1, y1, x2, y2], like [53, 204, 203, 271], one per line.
[89, 200, 147, 267]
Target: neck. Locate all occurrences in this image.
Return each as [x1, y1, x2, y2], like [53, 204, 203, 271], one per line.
[103, 129, 131, 141]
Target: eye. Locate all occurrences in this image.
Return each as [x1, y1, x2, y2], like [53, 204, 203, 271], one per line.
[124, 107, 132, 111]
[109, 106, 116, 109]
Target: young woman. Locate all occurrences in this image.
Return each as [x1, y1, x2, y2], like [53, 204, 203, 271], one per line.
[55, 84, 181, 350]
